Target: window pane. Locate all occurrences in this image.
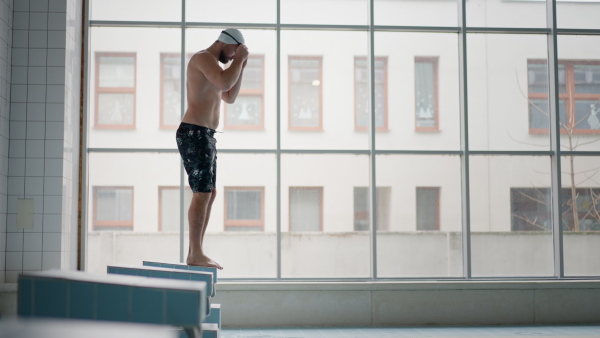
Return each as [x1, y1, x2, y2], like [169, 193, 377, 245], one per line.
[528, 99, 567, 131]
[376, 155, 462, 278]
[562, 156, 600, 277]
[375, 32, 460, 151]
[558, 1, 600, 29]
[470, 156, 553, 277]
[186, 28, 276, 149]
[242, 57, 264, 90]
[212, 154, 276, 278]
[87, 152, 277, 278]
[467, 0, 546, 28]
[415, 59, 437, 130]
[187, 0, 275, 24]
[353, 187, 391, 231]
[226, 96, 263, 127]
[282, 154, 370, 278]
[159, 187, 192, 232]
[98, 56, 135, 88]
[559, 35, 600, 146]
[224, 55, 264, 129]
[575, 100, 600, 131]
[161, 55, 183, 128]
[87, 153, 181, 274]
[510, 188, 551, 231]
[89, 27, 180, 147]
[282, 0, 367, 25]
[355, 57, 387, 130]
[416, 188, 439, 231]
[98, 93, 134, 125]
[527, 63, 548, 94]
[90, 0, 181, 21]
[226, 189, 262, 221]
[289, 57, 321, 129]
[574, 64, 600, 94]
[95, 188, 133, 223]
[290, 188, 322, 232]
[375, 0, 457, 26]
[281, 30, 369, 150]
[468, 34, 550, 150]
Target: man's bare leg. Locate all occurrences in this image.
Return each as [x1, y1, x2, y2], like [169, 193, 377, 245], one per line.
[186, 190, 223, 269]
[200, 188, 217, 247]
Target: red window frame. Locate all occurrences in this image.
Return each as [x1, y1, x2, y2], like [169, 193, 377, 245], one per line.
[224, 186, 265, 230]
[158, 186, 192, 231]
[288, 55, 323, 131]
[288, 187, 324, 232]
[224, 54, 266, 131]
[92, 186, 134, 230]
[94, 52, 137, 130]
[354, 56, 389, 132]
[528, 59, 600, 135]
[415, 57, 439, 132]
[416, 187, 440, 231]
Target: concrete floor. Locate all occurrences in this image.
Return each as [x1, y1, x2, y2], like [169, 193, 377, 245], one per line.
[221, 325, 600, 338]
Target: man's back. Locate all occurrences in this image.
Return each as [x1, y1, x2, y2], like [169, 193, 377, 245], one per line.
[182, 52, 223, 130]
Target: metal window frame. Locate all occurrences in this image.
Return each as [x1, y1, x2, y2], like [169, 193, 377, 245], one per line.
[81, 0, 600, 281]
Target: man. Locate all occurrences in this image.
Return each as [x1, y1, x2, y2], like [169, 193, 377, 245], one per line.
[176, 28, 249, 269]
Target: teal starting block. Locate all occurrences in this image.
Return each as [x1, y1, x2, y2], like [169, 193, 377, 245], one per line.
[141, 261, 222, 336]
[18, 270, 206, 338]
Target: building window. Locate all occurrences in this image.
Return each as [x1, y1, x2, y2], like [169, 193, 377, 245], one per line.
[355, 56, 388, 131]
[289, 187, 323, 231]
[354, 187, 391, 231]
[415, 57, 439, 132]
[416, 187, 440, 231]
[93, 186, 134, 230]
[225, 55, 265, 130]
[289, 56, 322, 131]
[95, 52, 136, 129]
[158, 186, 192, 232]
[511, 187, 600, 231]
[224, 187, 265, 231]
[528, 60, 600, 134]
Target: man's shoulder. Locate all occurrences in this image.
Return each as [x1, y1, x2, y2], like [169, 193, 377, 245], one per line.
[189, 51, 217, 68]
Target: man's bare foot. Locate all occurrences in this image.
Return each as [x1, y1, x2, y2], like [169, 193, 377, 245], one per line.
[187, 254, 223, 270]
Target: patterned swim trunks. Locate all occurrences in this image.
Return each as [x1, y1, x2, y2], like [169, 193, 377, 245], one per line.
[176, 122, 217, 193]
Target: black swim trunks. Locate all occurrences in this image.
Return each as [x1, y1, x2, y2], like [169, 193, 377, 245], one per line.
[176, 122, 217, 193]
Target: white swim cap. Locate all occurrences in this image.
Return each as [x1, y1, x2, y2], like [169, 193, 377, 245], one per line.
[217, 28, 245, 45]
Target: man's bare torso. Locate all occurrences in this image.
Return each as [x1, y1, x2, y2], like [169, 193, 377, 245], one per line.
[181, 51, 222, 130]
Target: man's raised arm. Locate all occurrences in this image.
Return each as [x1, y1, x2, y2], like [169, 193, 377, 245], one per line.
[222, 59, 247, 104]
[196, 44, 249, 92]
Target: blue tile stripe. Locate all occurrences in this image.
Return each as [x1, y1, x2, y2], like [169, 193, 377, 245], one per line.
[17, 272, 205, 329]
[205, 304, 221, 329]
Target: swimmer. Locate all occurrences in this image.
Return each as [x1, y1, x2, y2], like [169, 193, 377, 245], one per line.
[176, 28, 249, 269]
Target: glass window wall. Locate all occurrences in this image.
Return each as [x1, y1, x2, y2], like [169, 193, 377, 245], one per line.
[85, 0, 600, 280]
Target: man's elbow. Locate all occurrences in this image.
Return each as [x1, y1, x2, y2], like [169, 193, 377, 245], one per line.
[220, 83, 234, 92]
[222, 93, 235, 104]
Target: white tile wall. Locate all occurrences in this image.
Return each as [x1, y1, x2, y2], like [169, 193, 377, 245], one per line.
[3, 0, 79, 282]
[22, 250, 41, 269]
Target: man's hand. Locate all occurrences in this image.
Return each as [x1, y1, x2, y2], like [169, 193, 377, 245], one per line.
[236, 44, 249, 62]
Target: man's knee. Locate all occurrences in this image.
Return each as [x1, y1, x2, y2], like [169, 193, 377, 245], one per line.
[192, 191, 212, 204]
[209, 188, 217, 203]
